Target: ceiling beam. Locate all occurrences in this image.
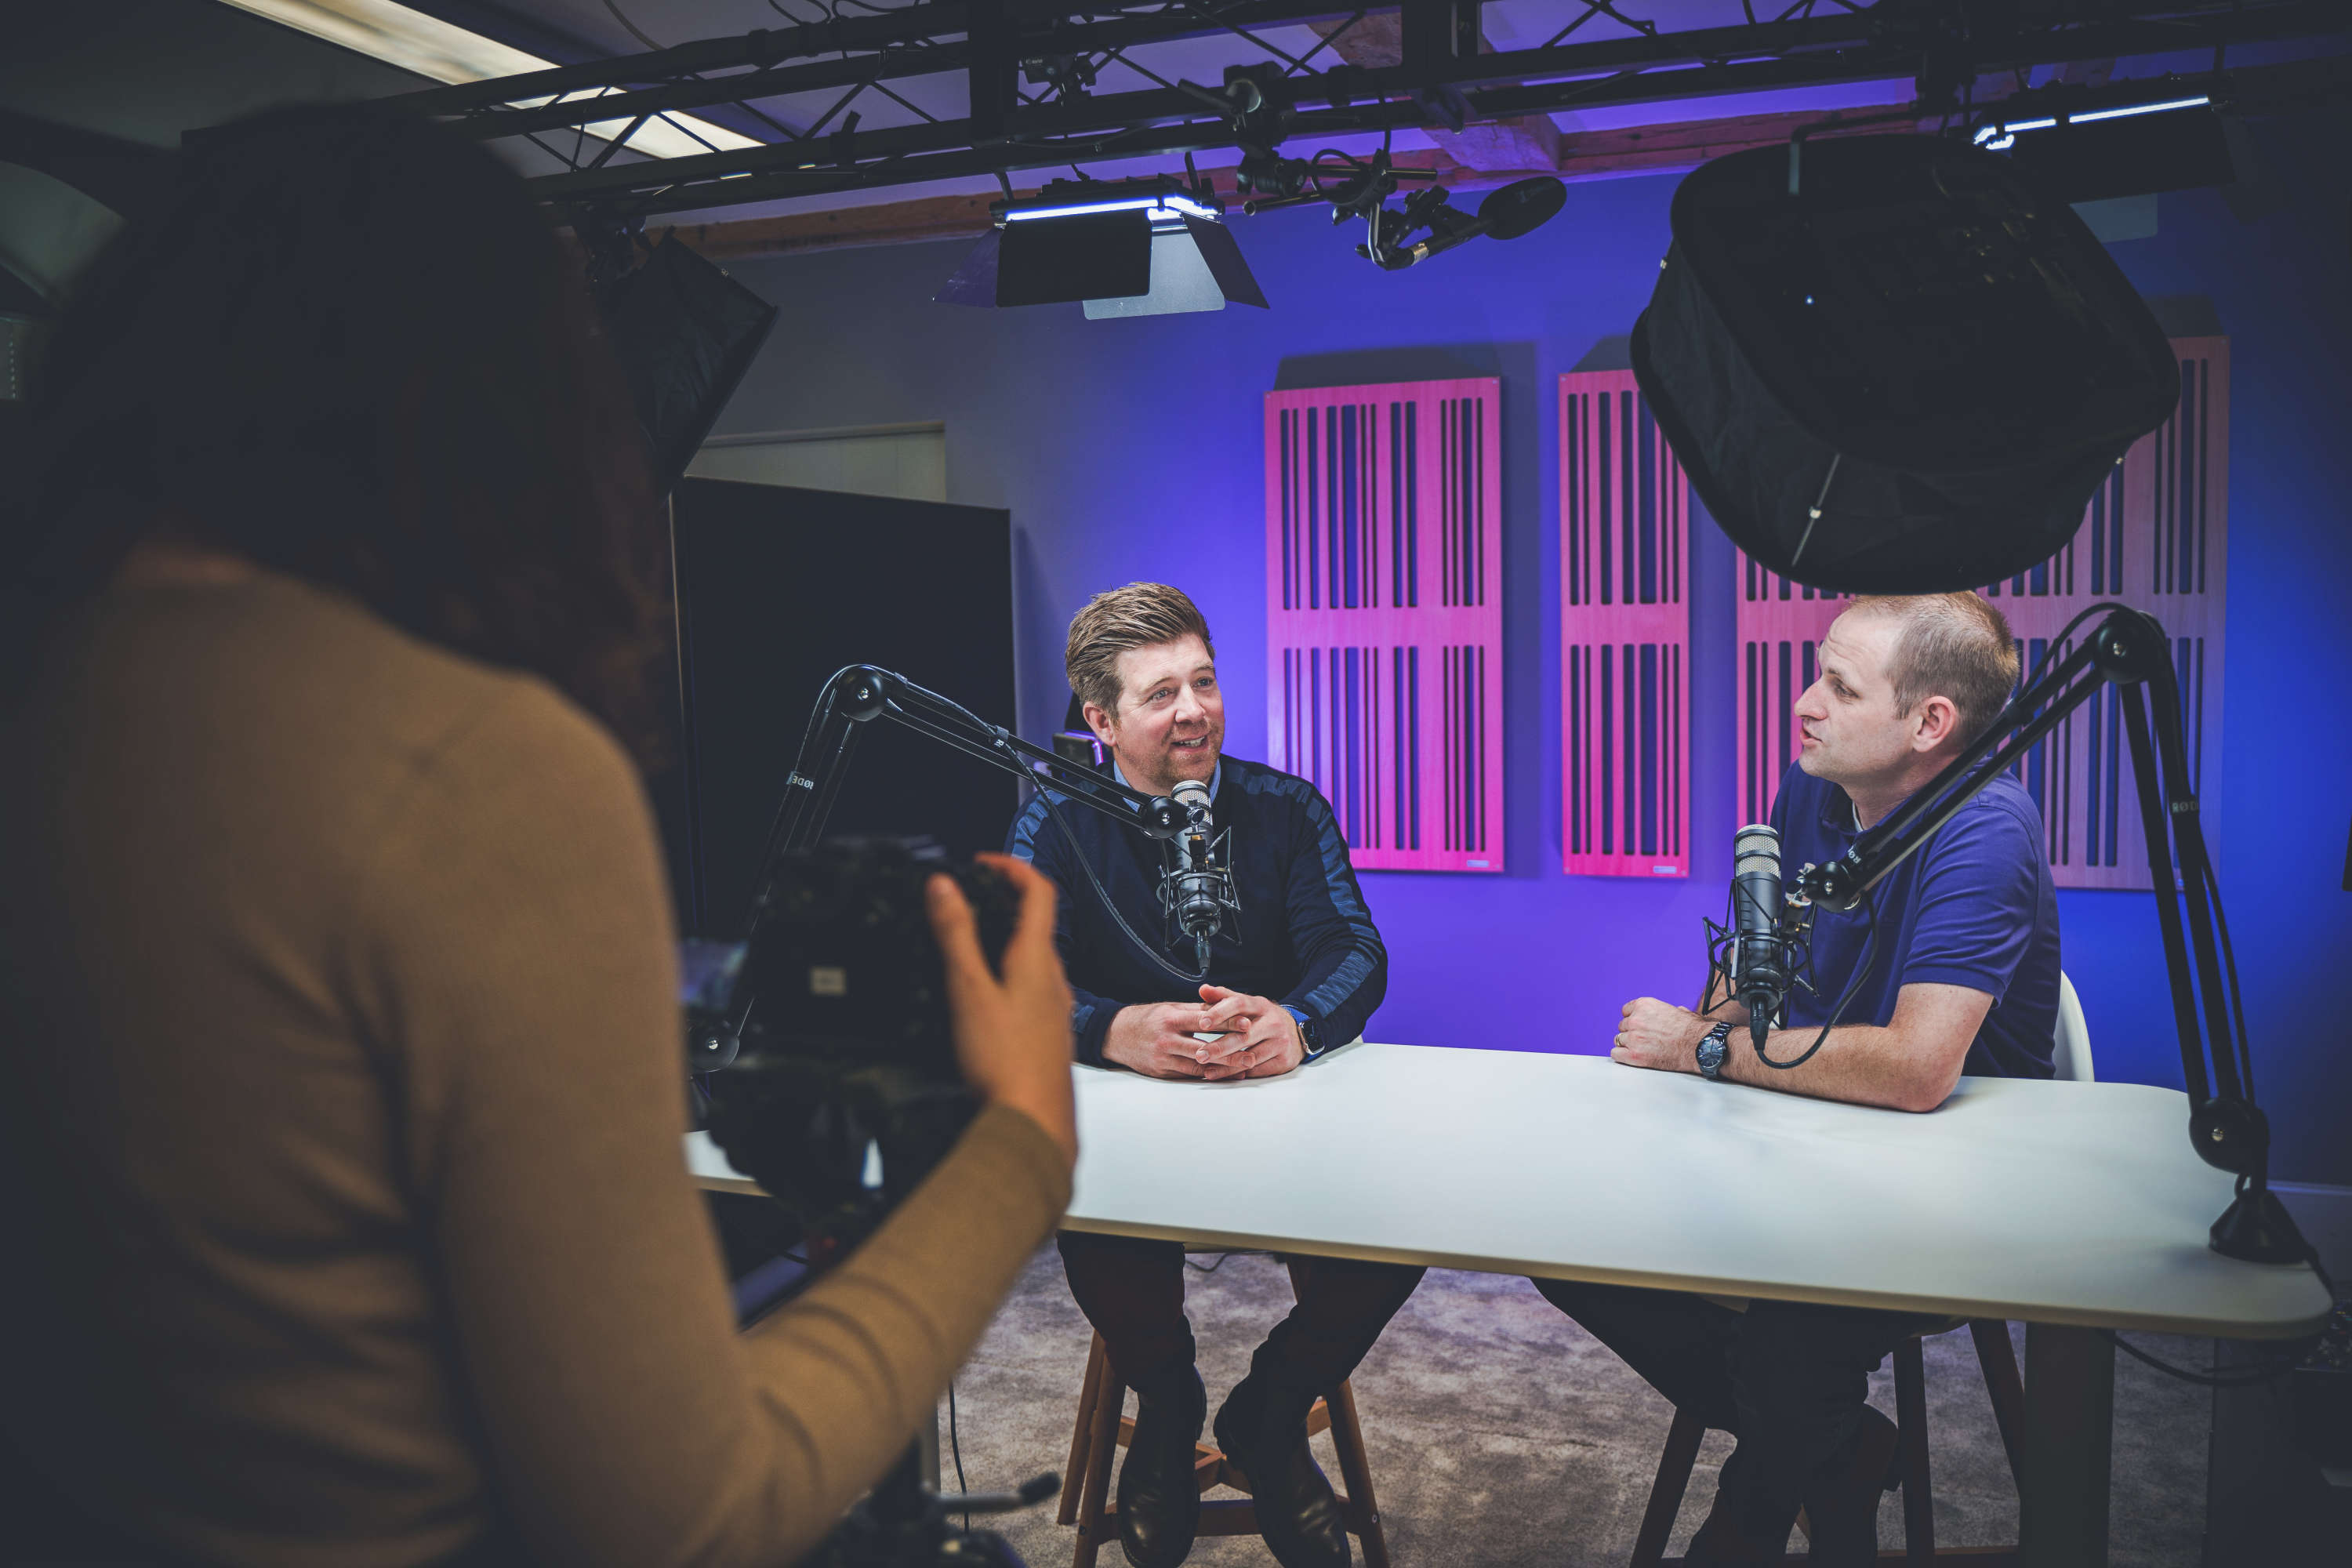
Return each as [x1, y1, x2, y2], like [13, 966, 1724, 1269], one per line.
[1316, 11, 1563, 173]
[652, 100, 1938, 262]
[452, 0, 2339, 215]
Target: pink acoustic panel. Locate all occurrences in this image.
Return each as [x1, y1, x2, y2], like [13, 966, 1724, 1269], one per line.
[1560, 371, 1691, 878]
[1266, 379, 1504, 873]
[1980, 336, 2228, 890]
[1733, 563, 1849, 829]
[1731, 336, 2227, 892]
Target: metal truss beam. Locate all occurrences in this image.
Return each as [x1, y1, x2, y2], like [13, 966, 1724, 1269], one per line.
[387, 0, 2342, 214]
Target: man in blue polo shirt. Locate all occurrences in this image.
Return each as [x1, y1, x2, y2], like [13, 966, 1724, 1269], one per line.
[1535, 592, 2060, 1565]
[1010, 583, 1415, 1568]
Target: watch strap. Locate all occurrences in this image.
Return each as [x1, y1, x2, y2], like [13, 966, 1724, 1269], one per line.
[1697, 1021, 1733, 1081]
[1283, 1006, 1323, 1058]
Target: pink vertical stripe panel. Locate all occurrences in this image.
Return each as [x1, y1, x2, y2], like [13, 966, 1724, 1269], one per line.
[1733, 561, 1849, 829]
[1265, 378, 1504, 873]
[1732, 336, 2227, 892]
[1979, 335, 2228, 890]
[1559, 371, 1691, 877]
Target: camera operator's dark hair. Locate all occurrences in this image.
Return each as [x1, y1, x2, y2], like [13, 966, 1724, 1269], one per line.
[5, 103, 667, 757]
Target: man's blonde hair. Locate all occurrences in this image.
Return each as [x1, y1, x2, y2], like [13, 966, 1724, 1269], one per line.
[1846, 592, 2020, 747]
[1065, 583, 1215, 717]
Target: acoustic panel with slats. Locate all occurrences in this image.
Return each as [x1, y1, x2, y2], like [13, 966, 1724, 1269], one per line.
[1733, 336, 2228, 891]
[1265, 378, 1504, 873]
[1560, 371, 1692, 878]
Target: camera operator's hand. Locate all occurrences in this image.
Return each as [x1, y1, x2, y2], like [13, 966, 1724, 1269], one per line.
[927, 854, 1077, 1167]
[1102, 1002, 1225, 1080]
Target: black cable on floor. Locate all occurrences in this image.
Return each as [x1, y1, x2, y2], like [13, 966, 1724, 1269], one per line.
[2099, 1328, 2316, 1388]
[948, 1380, 969, 1531]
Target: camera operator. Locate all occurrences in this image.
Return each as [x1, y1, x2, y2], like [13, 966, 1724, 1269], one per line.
[0, 105, 1075, 1568]
[1008, 584, 1419, 1568]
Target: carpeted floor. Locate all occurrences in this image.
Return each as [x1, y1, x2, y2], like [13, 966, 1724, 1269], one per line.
[937, 1247, 2212, 1567]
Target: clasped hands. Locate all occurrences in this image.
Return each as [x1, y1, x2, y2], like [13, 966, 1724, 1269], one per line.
[1103, 984, 1305, 1081]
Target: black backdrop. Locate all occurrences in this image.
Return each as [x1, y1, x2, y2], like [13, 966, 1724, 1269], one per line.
[652, 478, 1018, 939]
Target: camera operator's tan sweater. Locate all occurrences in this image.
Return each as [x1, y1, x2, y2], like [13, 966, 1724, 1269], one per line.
[0, 570, 1070, 1567]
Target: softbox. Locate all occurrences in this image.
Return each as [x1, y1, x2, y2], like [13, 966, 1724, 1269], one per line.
[1631, 136, 2179, 593]
[595, 237, 779, 495]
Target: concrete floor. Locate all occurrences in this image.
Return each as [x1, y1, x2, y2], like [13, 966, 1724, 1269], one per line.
[938, 1247, 2214, 1567]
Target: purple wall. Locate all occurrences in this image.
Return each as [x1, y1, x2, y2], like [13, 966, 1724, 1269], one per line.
[713, 132, 2352, 1187]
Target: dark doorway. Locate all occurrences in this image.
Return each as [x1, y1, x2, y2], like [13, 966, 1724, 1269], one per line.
[655, 479, 1018, 938]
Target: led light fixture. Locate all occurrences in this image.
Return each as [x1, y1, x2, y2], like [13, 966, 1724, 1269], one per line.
[1973, 96, 2211, 152]
[216, 0, 756, 160]
[935, 176, 1266, 317]
[1970, 86, 2245, 203]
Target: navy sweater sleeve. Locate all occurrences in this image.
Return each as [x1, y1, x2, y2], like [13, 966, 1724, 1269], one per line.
[1006, 791, 1123, 1066]
[1263, 778, 1387, 1049]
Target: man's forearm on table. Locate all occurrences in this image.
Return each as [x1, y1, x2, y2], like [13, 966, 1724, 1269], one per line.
[1069, 986, 1117, 1066]
[1712, 1022, 1947, 1112]
[1284, 942, 1385, 1051]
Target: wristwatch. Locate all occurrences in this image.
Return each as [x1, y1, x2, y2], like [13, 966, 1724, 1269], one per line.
[1695, 1022, 1732, 1081]
[1283, 1006, 1324, 1058]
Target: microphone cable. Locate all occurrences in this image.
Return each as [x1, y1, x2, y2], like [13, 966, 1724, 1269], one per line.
[1035, 782, 1217, 988]
[879, 679, 1214, 990]
[1752, 884, 1882, 1072]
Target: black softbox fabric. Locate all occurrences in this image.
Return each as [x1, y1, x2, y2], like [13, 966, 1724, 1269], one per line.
[1631, 136, 2179, 593]
[597, 237, 779, 495]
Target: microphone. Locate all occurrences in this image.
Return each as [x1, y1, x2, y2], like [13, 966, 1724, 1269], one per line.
[1730, 823, 1791, 1054]
[1380, 177, 1567, 268]
[1161, 779, 1238, 975]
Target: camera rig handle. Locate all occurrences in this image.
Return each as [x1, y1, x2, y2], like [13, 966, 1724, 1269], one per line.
[688, 666, 1184, 1068]
[1788, 607, 2305, 1265]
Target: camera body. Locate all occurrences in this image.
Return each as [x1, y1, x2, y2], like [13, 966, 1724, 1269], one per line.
[702, 837, 1017, 1251]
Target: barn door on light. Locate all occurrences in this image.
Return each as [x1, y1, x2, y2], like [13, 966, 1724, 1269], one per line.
[1265, 377, 1504, 873]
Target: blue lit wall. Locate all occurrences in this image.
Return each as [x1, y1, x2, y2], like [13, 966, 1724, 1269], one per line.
[714, 122, 2352, 1186]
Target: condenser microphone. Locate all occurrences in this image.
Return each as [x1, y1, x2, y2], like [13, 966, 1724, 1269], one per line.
[1730, 823, 1790, 1054]
[1162, 779, 1237, 975]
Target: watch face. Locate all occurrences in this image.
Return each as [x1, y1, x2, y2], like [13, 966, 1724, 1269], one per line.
[1697, 1034, 1727, 1075]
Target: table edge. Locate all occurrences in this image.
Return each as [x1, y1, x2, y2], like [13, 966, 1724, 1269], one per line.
[1053, 1215, 2333, 1341]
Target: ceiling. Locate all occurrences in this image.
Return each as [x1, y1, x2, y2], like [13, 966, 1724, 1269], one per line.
[2, 0, 2347, 299]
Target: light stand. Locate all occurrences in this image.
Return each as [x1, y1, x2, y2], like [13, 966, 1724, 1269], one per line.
[1787, 606, 2307, 1265]
[687, 664, 1186, 1071]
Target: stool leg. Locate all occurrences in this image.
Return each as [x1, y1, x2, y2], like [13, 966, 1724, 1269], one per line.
[1324, 1378, 1390, 1568]
[1632, 1407, 1706, 1568]
[1893, 1336, 1934, 1564]
[1969, 1319, 2029, 1494]
[1072, 1336, 1125, 1568]
[1060, 1335, 1105, 1526]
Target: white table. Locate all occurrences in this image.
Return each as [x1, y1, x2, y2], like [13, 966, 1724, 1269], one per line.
[688, 1042, 2333, 1563]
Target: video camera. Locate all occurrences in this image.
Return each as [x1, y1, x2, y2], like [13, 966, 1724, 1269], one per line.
[700, 836, 1017, 1256]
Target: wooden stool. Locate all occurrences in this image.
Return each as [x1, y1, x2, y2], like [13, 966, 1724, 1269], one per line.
[1058, 1261, 1392, 1568]
[1631, 1319, 2029, 1566]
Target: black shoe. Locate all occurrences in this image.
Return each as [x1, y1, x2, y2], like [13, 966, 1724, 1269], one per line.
[1116, 1360, 1205, 1568]
[1212, 1374, 1350, 1568]
[1799, 1404, 1900, 1566]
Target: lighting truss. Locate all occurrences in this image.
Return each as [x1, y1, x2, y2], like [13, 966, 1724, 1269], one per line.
[381, 0, 2350, 222]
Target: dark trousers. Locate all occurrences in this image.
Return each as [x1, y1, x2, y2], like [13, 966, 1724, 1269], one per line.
[1534, 1278, 1928, 1554]
[1058, 1230, 1425, 1392]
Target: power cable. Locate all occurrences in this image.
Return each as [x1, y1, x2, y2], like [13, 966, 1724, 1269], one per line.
[948, 1380, 971, 1530]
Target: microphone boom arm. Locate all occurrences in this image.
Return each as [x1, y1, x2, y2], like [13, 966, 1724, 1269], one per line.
[1788, 608, 2304, 1265]
[717, 664, 1183, 1048]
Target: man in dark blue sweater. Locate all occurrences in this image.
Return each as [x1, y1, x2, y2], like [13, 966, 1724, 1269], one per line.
[1534, 592, 2060, 1566]
[1008, 584, 1415, 1568]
